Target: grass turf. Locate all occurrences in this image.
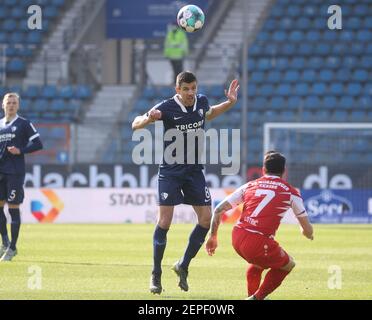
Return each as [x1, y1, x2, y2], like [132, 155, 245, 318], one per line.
[0, 224, 371, 300]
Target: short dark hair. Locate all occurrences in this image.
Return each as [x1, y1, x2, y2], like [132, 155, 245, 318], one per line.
[176, 71, 197, 87]
[263, 151, 286, 176]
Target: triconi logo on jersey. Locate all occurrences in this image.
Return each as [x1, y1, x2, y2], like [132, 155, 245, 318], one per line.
[11, 126, 17, 132]
[198, 109, 204, 117]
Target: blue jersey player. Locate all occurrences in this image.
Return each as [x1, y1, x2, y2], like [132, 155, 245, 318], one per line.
[132, 71, 239, 294]
[0, 93, 43, 262]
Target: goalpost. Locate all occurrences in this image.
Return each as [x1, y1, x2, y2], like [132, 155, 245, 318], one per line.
[263, 123, 372, 223]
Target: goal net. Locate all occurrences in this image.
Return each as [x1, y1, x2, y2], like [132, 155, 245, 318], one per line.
[263, 123, 372, 223]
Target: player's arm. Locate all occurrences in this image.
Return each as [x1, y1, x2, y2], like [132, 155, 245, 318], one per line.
[206, 184, 246, 256]
[7, 122, 43, 155]
[132, 109, 162, 130]
[205, 79, 239, 121]
[291, 194, 314, 240]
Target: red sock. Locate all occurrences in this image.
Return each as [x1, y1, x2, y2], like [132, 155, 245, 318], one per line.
[246, 265, 264, 296]
[254, 268, 290, 300]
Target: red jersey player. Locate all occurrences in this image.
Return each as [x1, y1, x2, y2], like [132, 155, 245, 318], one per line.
[205, 151, 314, 300]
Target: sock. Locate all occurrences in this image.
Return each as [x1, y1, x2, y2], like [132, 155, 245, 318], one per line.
[179, 224, 209, 272]
[0, 207, 9, 247]
[9, 208, 21, 251]
[152, 225, 169, 276]
[254, 268, 290, 300]
[247, 264, 264, 296]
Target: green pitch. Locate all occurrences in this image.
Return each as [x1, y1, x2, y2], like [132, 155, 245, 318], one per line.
[0, 224, 371, 300]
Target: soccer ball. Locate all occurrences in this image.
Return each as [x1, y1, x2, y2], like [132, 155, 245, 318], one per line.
[177, 5, 205, 33]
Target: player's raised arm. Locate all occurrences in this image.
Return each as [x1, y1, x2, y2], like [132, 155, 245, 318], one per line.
[205, 79, 240, 121]
[132, 109, 162, 130]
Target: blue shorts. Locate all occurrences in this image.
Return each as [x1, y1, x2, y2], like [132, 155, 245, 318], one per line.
[158, 170, 211, 206]
[0, 174, 25, 205]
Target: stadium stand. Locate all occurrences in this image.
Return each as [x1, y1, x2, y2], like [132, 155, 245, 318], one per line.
[110, 0, 372, 164]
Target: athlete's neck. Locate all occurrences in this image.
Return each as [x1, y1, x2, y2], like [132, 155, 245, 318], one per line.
[5, 114, 17, 123]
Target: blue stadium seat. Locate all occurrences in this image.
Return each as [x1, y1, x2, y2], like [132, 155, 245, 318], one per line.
[350, 110, 366, 121]
[364, 83, 372, 95]
[296, 17, 311, 29]
[59, 85, 74, 99]
[331, 110, 348, 122]
[352, 69, 369, 82]
[23, 85, 40, 98]
[354, 4, 369, 16]
[311, 82, 327, 95]
[304, 96, 321, 110]
[26, 32, 42, 44]
[42, 85, 57, 99]
[287, 6, 301, 17]
[52, 0, 65, 7]
[349, 17, 362, 30]
[3, 19, 17, 31]
[294, 83, 309, 96]
[272, 31, 287, 42]
[266, 71, 281, 83]
[356, 96, 371, 110]
[51, 99, 66, 111]
[319, 70, 334, 82]
[335, 69, 351, 82]
[33, 99, 49, 112]
[44, 6, 58, 19]
[279, 17, 293, 30]
[339, 96, 354, 110]
[313, 110, 331, 122]
[307, 57, 323, 69]
[306, 30, 321, 42]
[251, 97, 268, 110]
[346, 83, 362, 96]
[7, 58, 25, 73]
[257, 58, 271, 70]
[292, 57, 306, 69]
[329, 83, 344, 96]
[248, 84, 257, 96]
[281, 43, 296, 55]
[0, 31, 8, 43]
[0, 8, 8, 19]
[75, 85, 92, 99]
[322, 96, 337, 109]
[10, 32, 25, 44]
[269, 97, 286, 110]
[283, 70, 300, 83]
[11, 7, 24, 19]
[315, 43, 331, 56]
[356, 30, 372, 42]
[289, 30, 303, 42]
[250, 71, 265, 83]
[298, 43, 313, 56]
[302, 69, 316, 82]
[360, 57, 372, 69]
[274, 57, 289, 70]
[326, 56, 341, 69]
[287, 96, 302, 109]
[5, 0, 17, 6]
[259, 84, 274, 96]
[276, 84, 291, 96]
[349, 43, 364, 55]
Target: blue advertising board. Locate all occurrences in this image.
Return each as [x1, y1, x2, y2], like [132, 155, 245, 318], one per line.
[301, 189, 372, 223]
[106, 0, 210, 39]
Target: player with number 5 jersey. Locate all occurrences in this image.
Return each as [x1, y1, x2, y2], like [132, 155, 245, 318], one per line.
[205, 151, 314, 300]
[0, 93, 43, 262]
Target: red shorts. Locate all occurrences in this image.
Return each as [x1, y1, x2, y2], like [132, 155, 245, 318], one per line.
[232, 226, 290, 269]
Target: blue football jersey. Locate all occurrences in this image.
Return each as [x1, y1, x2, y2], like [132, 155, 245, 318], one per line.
[0, 115, 40, 175]
[153, 94, 210, 174]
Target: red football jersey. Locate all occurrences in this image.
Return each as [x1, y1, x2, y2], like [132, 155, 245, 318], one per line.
[225, 175, 307, 238]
